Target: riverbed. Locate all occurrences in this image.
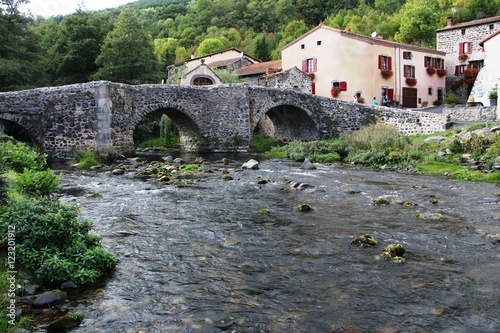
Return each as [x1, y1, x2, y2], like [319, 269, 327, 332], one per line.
[56, 156, 500, 333]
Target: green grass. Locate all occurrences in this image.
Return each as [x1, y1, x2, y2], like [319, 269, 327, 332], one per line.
[139, 137, 166, 148]
[250, 135, 284, 153]
[74, 150, 102, 170]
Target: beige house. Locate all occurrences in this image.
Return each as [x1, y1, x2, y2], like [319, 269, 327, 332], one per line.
[167, 48, 260, 84]
[180, 60, 222, 86]
[281, 25, 446, 108]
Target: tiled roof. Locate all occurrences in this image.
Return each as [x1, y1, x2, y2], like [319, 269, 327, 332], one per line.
[281, 25, 445, 55]
[437, 15, 500, 32]
[236, 60, 282, 77]
[206, 57, 247, 68]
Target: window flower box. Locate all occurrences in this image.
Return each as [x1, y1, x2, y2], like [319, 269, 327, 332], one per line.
[458, 54, 468, 62]
[380, 69, 393, 80]
[426, 67, 436, 76]
[331, 87, 340, 98]
[405, 77, 417, 86]
[437, 69, 447, 77]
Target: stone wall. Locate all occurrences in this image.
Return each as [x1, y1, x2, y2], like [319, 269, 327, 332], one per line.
[444, 104, 498, 122]
[375, 107, 449, 135]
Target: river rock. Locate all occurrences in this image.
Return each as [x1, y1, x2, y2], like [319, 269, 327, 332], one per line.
[424, 136, 445, 143]
[162, 156, 173, 163]
[24, 284, 40, 296]
[111, 168, 124, 175]
[300, 158, 316, 170]
[60, 280, 80, 292]
[241, 159, 259, 170]
[31, 290, 67, 309]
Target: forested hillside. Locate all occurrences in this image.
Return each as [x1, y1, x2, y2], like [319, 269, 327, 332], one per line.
[1, 0, 499, 91]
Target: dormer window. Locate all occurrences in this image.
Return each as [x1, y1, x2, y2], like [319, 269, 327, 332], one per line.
[301, 44, 305, 50]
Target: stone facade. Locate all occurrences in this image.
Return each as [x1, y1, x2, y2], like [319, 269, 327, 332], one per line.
[444, 105, 498, 122]
[0, 81, 449, 159]
[258, 67, 312, 94]
[436, 16, 500, 102]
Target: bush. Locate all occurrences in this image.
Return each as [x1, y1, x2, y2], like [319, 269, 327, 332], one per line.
[443, 91, 459, 104]
[74, 150, 102, 170]
[13, 169, 62, 197]
[250, 134, 284, 153]
[0, 140, 46, 172]
[1, 198, 116, 285]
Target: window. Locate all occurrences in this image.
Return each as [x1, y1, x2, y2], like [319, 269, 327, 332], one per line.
[331, 81, 347, 91]
[378, 55, 392, 70]
[424, 56, 433, 67]
[317, 40, 322, 46]
[403, 51, 412, 59]
[404, 65, 415, 78]
[455, 64, 468, 75]
[193, 77, 213, 85]
[459, 42, 472, 54]
[428, 87, 433, 95]
[461, 28, 466, 35]
[469, 60, 483, 69]
[434, 58, 444, 69]
[301, 44, 305, 49]
[489, 24, 494, 31]
[302, 58, 317, 73]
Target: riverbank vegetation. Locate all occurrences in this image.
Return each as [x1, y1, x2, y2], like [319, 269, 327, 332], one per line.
[0, 135, 116, 330]
[262, 122, 500, 183]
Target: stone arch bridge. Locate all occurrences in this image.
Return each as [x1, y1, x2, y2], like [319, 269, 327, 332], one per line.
[0, 81, 447, 159]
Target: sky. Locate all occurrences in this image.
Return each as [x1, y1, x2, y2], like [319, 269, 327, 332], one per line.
[20, 0, 135, 17]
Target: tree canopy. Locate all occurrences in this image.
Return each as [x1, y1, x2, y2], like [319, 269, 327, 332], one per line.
[1, 0, 499, 91]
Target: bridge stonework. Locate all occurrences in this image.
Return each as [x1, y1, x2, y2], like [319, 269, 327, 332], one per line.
[0, 81, 448, 159]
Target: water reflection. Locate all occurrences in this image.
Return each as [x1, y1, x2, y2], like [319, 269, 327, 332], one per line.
[57, 156, 500, 333]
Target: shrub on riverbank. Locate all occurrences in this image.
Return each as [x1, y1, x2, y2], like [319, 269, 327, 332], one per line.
[74, 150, 103, 169]
[268, 122, 500, 183]
[0, 136, 116, 288]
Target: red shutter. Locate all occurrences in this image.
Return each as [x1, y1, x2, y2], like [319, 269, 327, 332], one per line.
[378, 55, 383, 69]
[302, 59, 306, 72]
[339, 81, 347, 91]
[388, 88, 394, 101]
[467, 42, 472, 53]
[455, 66, 459, 75]
[388, 57, 392, 70]
[313, 58, 317, 72]
[311, 82, 316, 95]
[459, 43, 464, 54]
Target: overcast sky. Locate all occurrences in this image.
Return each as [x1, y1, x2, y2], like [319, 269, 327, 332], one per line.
[21, 0, 136, 17]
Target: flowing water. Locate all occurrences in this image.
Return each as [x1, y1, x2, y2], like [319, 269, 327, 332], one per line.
[55, 156, 500, 333]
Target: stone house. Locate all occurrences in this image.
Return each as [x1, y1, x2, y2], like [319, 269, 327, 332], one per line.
[281, 25, 446, 108]
[436, 16, 500, 101]
[236, 59, 282, 85]
[166, 48, 260, 83]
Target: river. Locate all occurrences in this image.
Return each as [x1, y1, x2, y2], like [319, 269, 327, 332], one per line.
[55, 155, 500, 333]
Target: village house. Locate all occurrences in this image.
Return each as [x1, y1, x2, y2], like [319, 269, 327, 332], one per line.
[281, 25, 446, 108]
[476, 30, 500, 107]
[166, 48, 260, 85]
[436, 16, 500, 103]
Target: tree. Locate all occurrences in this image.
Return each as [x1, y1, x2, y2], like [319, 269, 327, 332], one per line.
[195, 38, 226, 57]
[92, 9, 161, 84]
[51, 9, 113, 85]
[0, 0, 47, 91]
[252, 33, 271, 61]
[395, 0, 437, 47]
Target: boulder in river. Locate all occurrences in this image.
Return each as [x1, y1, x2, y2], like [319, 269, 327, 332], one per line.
[300, 158, 317, 170]
[241, 159, 259, 170]
[31, 290, 67, 309]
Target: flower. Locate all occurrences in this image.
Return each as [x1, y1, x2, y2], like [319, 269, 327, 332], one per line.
[436, 69, 447, 77]
[330, 87, 340, 98]
[458, 54, 468, 61]
[380, 69, 393, 80]
[426, 67, 436, 76]
[405, 77, 417, 86]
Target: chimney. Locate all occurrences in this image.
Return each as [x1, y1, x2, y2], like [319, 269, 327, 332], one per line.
[447, 17, 454, 27]
[190, 53, 195, 59]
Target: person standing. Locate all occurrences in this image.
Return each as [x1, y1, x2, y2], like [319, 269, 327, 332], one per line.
[373, 97, 378, 106]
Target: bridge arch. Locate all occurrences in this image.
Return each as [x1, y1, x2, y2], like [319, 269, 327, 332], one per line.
[0, 114, 42, 148]
[133, 102, 203, 151]
[252, 102, 320, 142]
